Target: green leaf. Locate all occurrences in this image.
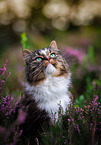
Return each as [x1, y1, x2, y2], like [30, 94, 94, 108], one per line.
[21, 32, 30, 49]
[79, 95, 85, 102]
[88, 45, 95, 64]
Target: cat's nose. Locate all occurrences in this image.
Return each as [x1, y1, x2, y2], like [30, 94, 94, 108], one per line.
[44, 56, 50, 61]
[44, 56, 50, 66]
[44, 60, 49, 67]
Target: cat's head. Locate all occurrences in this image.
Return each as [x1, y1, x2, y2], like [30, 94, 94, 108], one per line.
[23, 41, 70, 85]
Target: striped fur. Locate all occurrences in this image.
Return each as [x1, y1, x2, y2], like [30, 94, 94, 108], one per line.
[20, 41, 72, 138]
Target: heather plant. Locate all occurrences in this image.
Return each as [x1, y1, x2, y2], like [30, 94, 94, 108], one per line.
[40, 43, 101, 145]
[0, 61, 23, 145]
[0, 33, 101, 145]
[0, 34, 30, 144]
[20, 34, 101, 145]
[41, 79, 101, 145]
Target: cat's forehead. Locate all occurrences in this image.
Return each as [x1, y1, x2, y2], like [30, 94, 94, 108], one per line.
[40, 47, 50, 55]
[32, 47, 58, 57]
[37, 47, 53, 56]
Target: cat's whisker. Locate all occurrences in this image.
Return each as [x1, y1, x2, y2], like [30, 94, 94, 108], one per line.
[32, 61, 44, 67]
[31, 62, 44, 75]
[31, 66, 36, 69]
[33, 66, 45, 79]
[62, 53, 74, 58]
[26, 64, 44, 80]
[65, 58, 78, 66]
[64, 54, 81, 63]
[63, 56, 77, 63]
[65, 57, 76, 61]
[32, 67, 44, 77]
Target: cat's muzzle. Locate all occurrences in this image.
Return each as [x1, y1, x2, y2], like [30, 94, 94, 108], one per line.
[44, 63, 57, 76]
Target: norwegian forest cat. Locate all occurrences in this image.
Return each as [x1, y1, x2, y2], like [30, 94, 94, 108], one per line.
[19, 41, 72, 144]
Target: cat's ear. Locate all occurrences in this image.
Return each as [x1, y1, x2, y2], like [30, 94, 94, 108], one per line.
[49, 40, 58, 49]
[22, 49, 32, 62]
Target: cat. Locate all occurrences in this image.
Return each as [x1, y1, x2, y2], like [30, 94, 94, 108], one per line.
[19, 40, 72, 142]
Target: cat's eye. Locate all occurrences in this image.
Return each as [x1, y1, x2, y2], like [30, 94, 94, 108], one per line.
[36, 57, 42, 62]
[50, 53, 56, 58]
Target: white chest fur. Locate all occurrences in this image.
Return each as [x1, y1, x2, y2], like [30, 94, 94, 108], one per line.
[25, 73, 71, 120]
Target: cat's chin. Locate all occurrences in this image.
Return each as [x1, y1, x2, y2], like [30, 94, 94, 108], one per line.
[44, 63, 57, 76]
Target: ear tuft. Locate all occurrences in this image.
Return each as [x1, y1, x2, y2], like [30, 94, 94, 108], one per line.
[49, 40, 58, 49]
[23, 49, 31, 57]
[22, 49, 31, 62]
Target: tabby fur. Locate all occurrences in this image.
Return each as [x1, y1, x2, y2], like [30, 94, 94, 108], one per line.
[19, 41, 72, 139]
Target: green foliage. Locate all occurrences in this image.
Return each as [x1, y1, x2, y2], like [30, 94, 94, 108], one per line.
[41, 80, 101, 145]
[94, 73, 101, 86]
[83, 45, 96, 69]
[21, 33, 30, 50]
[75, 95, 85, 107]
[1, 29, 101, 144]
[88, 46, 96, 64]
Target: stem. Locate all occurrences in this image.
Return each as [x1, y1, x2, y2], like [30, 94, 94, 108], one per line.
[92, 120, 96, 145]
[35, 138, 39, 145]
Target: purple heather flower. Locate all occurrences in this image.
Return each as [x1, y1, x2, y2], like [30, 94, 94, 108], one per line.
[66, 47, 84, 64]
[64, 141, 67, 144]
[51, 113, 56, 124]
[0, 65, 6, 75]
[1, 104, 4, 110]
[68, 119, 70, 122]
[92, 95, 99, 110]
[10, 130, 23, 145]
[76, 124, 80, 134]
[92, 81, 96, 89]
[1, 80, 5, 83]
[90, 123, 93, 130]
[62, 136, 65, 138]
[17, 109, 27, 124]
[76, 110, 79, 114]
[5, 72, 11, 80]
[0, 60, 8, 76]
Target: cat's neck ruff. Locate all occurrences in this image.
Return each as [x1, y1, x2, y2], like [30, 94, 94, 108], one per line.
[25, 71, 71, 120]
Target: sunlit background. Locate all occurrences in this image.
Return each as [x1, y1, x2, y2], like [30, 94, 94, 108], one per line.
[0, 0, 101, 96]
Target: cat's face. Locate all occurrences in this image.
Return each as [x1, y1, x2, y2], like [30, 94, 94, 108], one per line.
[23, 41, 69, 85]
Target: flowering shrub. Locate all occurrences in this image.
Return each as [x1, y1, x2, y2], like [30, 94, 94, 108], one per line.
[42, 82, 101, 145]
[66, 47, 84, 64]
[0, 33, 101, 145]
[0, 61, 23, 145]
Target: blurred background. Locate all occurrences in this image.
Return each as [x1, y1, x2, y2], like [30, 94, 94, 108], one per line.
[0, 0, 101, 98]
